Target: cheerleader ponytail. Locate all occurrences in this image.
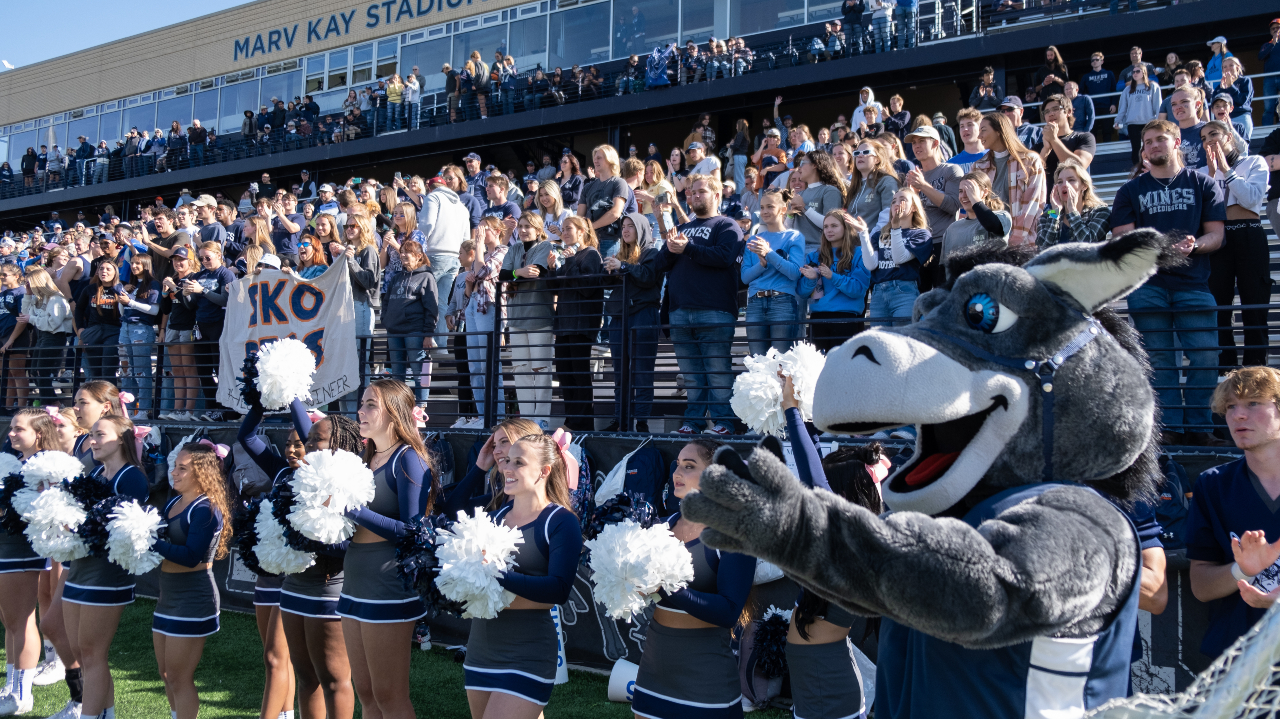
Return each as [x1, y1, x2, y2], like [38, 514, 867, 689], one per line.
[511, 434, 575, 515]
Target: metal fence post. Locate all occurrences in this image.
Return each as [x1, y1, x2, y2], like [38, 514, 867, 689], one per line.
[619, 274, 632, 431]
[483, 291, 503, 428]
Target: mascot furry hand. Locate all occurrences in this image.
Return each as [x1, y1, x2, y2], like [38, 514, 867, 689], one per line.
[684, 231, 1173, 719]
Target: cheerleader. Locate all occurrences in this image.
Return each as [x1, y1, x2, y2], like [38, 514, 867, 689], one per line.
[65, 415, 149, 719]
[236, 401, 301, 720]
[464, 433, 581, 719]
[239, 399, 360, 719]
[71, 381, 122, 473]
[779, 376, 881, 720]
[152, 442, 230, 719]
[441, 418, 543, 515]
[36, 408, 87, 719]
[631, 438, 756, 720]
[0, 409, 61, 716]
[342, 379, 440, 718]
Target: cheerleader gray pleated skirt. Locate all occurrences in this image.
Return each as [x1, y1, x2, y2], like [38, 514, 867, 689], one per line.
[64, 556, 135, 606]
[254, 573, 284, 606]
[632, 623, 743, 719]
[786, 637, 866, 719]
[336, 541, 426, 623]
[281, 564, 344, 619]
[152, 570, 220, 637]
[464, 608, 559, 706]
[0, 531, 48, 573]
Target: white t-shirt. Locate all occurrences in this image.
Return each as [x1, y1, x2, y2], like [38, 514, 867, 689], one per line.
[535, 209, 573, 243]
[691, 156, 722, 181]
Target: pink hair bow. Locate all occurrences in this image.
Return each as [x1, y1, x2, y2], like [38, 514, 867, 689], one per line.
[43, 407, 64, 426]
[118, 391, 135, 418]
[411, 406, 427, 428]
[306, 409, 327, 425]
[865, 456, 892, 484]
[551, 428, 579, 491]
[197, 439, 230, 460]
[133, 426, 152, 460]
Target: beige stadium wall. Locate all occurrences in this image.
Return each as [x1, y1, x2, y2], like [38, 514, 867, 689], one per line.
[0, 0, 527, 126]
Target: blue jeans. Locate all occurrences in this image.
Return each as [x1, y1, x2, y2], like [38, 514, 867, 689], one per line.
[844, 23, 864, 55]
[872, 16, 892, 53]
[608, 306, 660, 427]
[745, 294, 801, 356]
[670, 307, 735, 430]
[1265, 77, 1280, 126]
[869, 279, 919, 326]
[733, 155, 748, 197]
[502, 93, 516, 116]
[344, 300, 376, 412]
[1127, 285, 1217, 431]
[465, 299, 505, 419]
[119, 323, 156, 413]
[387, 334, 429, 403]
[893, 6, 917, 49]
[389, 102, 402, 130]
[428, 254, 460, 337]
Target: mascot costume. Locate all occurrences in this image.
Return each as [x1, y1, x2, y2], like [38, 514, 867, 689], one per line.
[684, 231, 1172, 718]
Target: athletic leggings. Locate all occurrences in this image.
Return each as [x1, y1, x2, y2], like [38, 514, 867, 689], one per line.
[1208, 219, 1271, 368]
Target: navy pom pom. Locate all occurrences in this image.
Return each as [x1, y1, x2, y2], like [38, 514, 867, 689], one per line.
[269, 482, 328, 555]
[66, 473, 114, 510]
[239, 352, 262, 409]
[232, 497, 276, 578]
[0, 473, 27, 536]
[755, 611, 791, 679]
[582, 490, 656, 542]
[395, 514, 464, 620]
[77, 495, 132, 557]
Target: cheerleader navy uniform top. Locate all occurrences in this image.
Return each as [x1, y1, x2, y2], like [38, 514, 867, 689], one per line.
[0, 454, 47, 573]
[238, 399, 346, 615]
[462, 502, 582, 706]
[151, 494, 223, 637]
[338, 444, 433, 622]
[73, 433, 98, 475]
[63, 464, 149, 606]
[652, 514, 755, 626]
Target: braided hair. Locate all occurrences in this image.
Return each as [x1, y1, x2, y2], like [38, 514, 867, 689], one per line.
[794, 442, 885, 640]
[325, 415, 364, 456]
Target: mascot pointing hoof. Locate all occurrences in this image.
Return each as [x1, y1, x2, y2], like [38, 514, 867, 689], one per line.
[683, 230, 1177, 718]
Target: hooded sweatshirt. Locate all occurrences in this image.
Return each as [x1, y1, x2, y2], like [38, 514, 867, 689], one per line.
[853, 87, 882, 125]
[417, 187, 470, 257]
[606, 212, 665, 316]
[382, 264, 440, 336]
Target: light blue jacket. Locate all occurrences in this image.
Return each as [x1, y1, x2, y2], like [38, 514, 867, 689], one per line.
[741, 229, 805, 297]
[799, 248, 871, 313]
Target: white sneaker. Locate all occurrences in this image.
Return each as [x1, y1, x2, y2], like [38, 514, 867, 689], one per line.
[0, 691, 33, 716]
[32, 656, 63, 686]
[47, 700, 81, 719]
[131, 411, 149, 421]
[199, 411, 224, 422]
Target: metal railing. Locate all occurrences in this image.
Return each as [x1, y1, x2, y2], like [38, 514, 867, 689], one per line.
[3, 273, 1267, 447]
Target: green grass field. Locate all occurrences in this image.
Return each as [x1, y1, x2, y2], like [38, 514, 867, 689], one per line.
[3, 601, 788, 718]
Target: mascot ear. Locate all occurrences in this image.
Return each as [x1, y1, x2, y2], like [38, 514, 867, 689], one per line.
[913, 288, 949, 322]
[1024, 229, 1175, 314]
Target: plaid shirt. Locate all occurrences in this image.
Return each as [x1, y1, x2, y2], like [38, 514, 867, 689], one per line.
[1035, 205, 1112, 248]
[972, 151, 1046, 246]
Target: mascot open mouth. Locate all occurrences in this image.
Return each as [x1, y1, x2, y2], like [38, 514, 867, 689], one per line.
[830, 395, 1011, 491]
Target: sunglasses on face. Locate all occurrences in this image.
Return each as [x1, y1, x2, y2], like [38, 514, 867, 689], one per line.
[851, 149, 875, 157]
[298, 242, 312, 248]
[345, 225, 359, 230]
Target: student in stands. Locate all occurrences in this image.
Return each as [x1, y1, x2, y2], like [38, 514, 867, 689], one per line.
[740, 188, 805, 356]
[603, 213, 664, 432]
[1187, 367, 1280, 661]
[1039, 94, 1097, 178]
[547, 216, 603, 431]
[948, 107, 987, 172]
[847, 140, 899, 241]
[800, 210, 871, 351]
[902, 125, 961, 290]
[862, 188, 931, 325]
[942, 171, 1011, 263]
[182, 242, 236, 422]
[971, 112, 1044, 246]
[787, 150, 847, 255]
[1114, 65, 1163, 167]
[1036, 160, 1111, 248]
[1170, 87, 1209, 171]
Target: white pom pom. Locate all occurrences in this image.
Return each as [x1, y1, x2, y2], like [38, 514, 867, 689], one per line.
[586, 520, 694, 621]
[0, 454, 24, 482]
[754, 560, 785, 585]
[23, 486, 88, 562]
[761, 605, 793, 623]
[254, 500, 316, 575]
[777, 342, 827, 421]
[22, 451, 85, 491]
[731, 371, 785, 437]
[435, 510, 523, 619]
[256, 338, 317, 410]
[106, 501, 164, 575]
[287, 449, 376, 544]
[11, 488, 40, 517]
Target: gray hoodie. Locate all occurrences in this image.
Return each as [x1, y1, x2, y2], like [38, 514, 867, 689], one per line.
[501, 238, 556, 331]
[418, 186, 470, 257]
[605, 212, 664, 316]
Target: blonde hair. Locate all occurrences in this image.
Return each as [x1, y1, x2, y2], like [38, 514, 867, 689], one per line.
[961, 170, 1005, 212]
[510, 434, 575, 514]
[1212, 366, 1280, 415]
[1052, 160, 1106, 210]
[880, 188, 928, 243]
[517, 213, 549, 244]
[393, 201, 419, 234]
[483, 418, 544, 511]
[350, 214, 378, 252]
[684, 172, 722, 196]
[592, 144, 620, 176]
[23, 266, 62, 304]
[561, 215, 598, 249]
[536, 180, 565, 218]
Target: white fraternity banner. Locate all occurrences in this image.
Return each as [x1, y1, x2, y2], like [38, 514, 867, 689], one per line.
[216, 263, 360, 412]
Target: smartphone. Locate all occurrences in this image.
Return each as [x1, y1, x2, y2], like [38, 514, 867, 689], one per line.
[395, 171, 403, 181]
[353, 177, 363, 184]
[656, 192, 671, 205]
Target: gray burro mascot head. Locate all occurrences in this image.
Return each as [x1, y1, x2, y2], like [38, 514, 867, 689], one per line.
[684, 230, 1176, 718]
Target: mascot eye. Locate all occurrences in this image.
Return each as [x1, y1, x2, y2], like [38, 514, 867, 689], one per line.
[964, 293, 1018, 334]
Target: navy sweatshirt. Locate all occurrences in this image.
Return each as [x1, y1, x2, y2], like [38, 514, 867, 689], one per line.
[658, 215, 745, 316]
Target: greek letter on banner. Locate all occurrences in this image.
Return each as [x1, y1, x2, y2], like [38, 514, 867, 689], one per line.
[216, 263, 360, 412]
